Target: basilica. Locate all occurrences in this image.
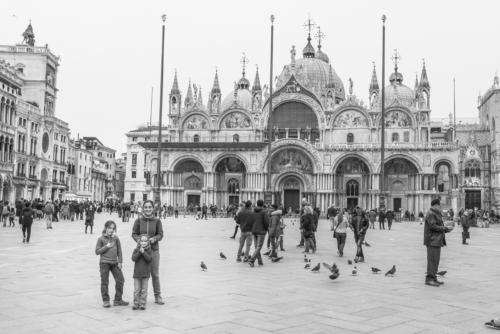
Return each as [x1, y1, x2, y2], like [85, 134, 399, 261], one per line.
[124, 27, 499, 215]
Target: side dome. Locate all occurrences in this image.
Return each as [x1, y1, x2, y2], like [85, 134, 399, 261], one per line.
[221, 88, 253, 111]
[384, 72, 415, 107]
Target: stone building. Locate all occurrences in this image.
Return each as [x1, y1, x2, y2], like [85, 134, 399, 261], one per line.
[0, 23, 70, 201]
[125, 27, 464, 215]
[113, 157, 126, 201]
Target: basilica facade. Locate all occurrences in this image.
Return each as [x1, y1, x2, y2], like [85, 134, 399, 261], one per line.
[124, 30, 494, 215]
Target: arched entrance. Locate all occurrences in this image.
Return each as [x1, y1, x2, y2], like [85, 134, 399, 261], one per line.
[214, 156, 246, 207]
[384, 157, 419, 212]
[173, 159, 204, 210]
[281, 176, 302, 214]
[334, 156, 370, 210]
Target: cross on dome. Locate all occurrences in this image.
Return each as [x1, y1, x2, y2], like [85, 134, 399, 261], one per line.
[315, 26, 325, 47]
[240, 53, 249, 78]
[392, 49, 401, 73]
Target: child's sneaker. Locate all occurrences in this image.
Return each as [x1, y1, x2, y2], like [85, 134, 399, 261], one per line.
[139, 305, 146, 310]
[132, 304, 139, 310]
[103, 301, 111, 308]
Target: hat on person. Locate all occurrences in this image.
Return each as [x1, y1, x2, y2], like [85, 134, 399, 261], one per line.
[431, 198, 441, 206]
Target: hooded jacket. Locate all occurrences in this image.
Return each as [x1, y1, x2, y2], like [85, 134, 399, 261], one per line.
[251, 207, 269, 235]
[269, 209, 282, 237]
[236, 207, 253, 232]
[131, 244, 152, 278]
[132, 215, 164, 251]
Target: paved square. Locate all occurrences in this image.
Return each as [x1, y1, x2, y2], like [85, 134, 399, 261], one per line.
[1, 213, 499, 333]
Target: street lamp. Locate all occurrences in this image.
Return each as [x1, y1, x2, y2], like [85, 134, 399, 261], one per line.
[156, 14, 166, 204]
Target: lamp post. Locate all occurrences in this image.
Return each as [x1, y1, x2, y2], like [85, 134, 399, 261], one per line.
[379, 15, 387, 210]
[265, 14, 275, 206]
[156, 14, 166, 203]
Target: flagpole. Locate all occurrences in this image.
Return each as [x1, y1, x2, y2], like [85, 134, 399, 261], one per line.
[379, 15, 387, 210]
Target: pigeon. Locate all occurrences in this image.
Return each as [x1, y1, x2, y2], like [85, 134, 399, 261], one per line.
[200, 261, 207, 271]
[311, 263, 321, 272]
[371, 267, 381, 274]
[322, 262, 338, 274]
[219, 252, 227, 260]
[329, 272, 340, 280]
[304, 263, 311, 269]
[271, 256, 283, 263]
[304, 255, 309, 263]
[352, 266, 358, 276]
[308, 259, 311, 263]
[437, 270, 447, 277]
[348, 259, 353, 265]
[354, 258, 359, 263]
[385, 265, 396, 276]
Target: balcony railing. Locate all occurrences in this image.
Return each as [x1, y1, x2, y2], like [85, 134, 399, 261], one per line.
[315, 141, 459, 151]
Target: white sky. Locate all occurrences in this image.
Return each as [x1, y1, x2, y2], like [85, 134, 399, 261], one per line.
[2, 0, 500, 154]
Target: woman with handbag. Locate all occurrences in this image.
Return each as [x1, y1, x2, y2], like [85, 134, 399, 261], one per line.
[331, 209, 348, 257]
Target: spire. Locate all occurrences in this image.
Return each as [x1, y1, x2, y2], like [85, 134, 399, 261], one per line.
[369, 62, 380, 93]
[414, 73, 419, 92]
[302, 17, 316, 58]
[252, 66, 262, 92]
[493, 70, 499, 88]
[419, 59, 430, 89]
[211, 69, 221, 94]
[184, 80, 193, 108]
[197, 86, 204, 107]
[170, 70, 180, 95]
[326, 65, 336, 89]
[22, 21, 35, 46]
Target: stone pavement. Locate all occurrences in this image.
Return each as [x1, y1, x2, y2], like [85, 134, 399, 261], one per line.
[0, 213, 499, 334]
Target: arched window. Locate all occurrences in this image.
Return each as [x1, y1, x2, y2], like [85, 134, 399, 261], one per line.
[193, 134, 200, 142]
[233, 134, 239, 143]
[184, 175, 202, 189]
[347, 133, 354, 144]
[346, 180, 359, 196]
[464, 160, 481, 178]
[227, 178, 239, 194]
[392, 133, 399, 143]
[436, 163, 450, 192]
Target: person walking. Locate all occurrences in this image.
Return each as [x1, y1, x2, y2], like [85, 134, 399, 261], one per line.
[230, 203, 244, 239]
[85, 204, 96, 234]
[350, 207, 369, 262]
[301, 205, 316, 254]
[368, 210, 376, 229]
[378, 208, 386, 230]
[248, 199, 269, 267]
[331, 209, 348, 257]
[44, 201, 54, 229]
[95, 220, 129, 308]
[21, 202, 34, 243]
[386, 210, 394, 230]
[131, 200, 165, 305]
[424, 198, 453, 287]
[236, 201, 253, 262]
[461, 210, 471, 245]
[268, 204, 282, 259]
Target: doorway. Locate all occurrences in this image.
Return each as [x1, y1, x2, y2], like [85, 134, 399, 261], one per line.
[229, 195, 239, 205]
[347, 198, 358, 211]
[393, 198, 402, 212]
[284, 189, 300, 213]
[187, 194, 200, 207]
[465, 190, 481, 209]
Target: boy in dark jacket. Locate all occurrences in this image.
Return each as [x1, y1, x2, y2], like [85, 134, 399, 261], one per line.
[95, 220, 129, 308]
[248, 200, 269, 267]
[131, 235, 153, 310]
[236, 201, 254, 262]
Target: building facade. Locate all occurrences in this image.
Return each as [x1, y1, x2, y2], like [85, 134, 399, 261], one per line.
[0, 23, 71, 202]
[124, 28, 470, 214]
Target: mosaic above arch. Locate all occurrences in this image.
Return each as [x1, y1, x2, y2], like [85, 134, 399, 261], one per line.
[271, 148, 313, 173]
[383, 110, 411, 128]
[333, 110, 369, 128]
[184, 115, 209, 130]
[221, 112, 252, 129]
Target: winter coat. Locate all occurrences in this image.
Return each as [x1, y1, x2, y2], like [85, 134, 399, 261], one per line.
[269, 210, 282, 237]
[95, 234, 123, 264]
[368, 211, 377, 223]
[350, 214, 369, 236]
[132, 215, 164, 251]
[131, 245, 152, 278]
[21, 207, 34, 225]
[460, 215, 470, 229]
[423, 208, 448, 247]
[301, 213, 315, 238]
[251, 207, 269, 235]
[236, 208, 253, 232]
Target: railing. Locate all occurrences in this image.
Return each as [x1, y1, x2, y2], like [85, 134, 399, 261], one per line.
[315, 141, 459, 151]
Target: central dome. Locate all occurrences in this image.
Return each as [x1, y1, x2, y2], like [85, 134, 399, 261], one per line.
[276, 57, 345, 99]
[221, 87, 253, 111]
[384, 72, 415, 107]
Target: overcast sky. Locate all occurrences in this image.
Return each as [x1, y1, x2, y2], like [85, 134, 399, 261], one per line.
[2, 0, 500, 154]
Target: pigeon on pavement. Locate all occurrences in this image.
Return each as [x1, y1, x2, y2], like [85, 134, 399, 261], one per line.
[329, 272, 340, 280]
[311, 263, 321, 272]
[437, 270, 447, 277]
[304, 255, 309, 263]
[304, 263, 311, 269]
[385, 265, 396, 276]
[200, 261, 207, 271]
[371, 267, 381, 273]
[219, 252, 227, 260]
[352, 266, 358, 276]
[348, 259, 353, 265]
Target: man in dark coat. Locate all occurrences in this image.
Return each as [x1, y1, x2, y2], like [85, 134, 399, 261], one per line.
[424, 198, 453, 287]
[386, 210, 395, 230]
[350, 207, 369, 262]
[378, 208, 386, 230]
[248, 199, 269, 267]
[461, 210, 472, 245]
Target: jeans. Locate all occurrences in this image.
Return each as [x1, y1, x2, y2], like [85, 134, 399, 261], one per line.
[99, 263, 124, 302]
[237, 231, 253, 259]
[305, 237, 315, 252]
[269, 235, 279, 257]
[46, 215, 53, 228]
[379, 220, 385, 230]
[201, 212, 207, 220]
[134, 278, 149, 306]
[174, 210, 178, 218]
[250, 234, 265, 264]
[388, 219, 393, 230]
[462, 226, 470, 243]
[22, 223, 32, 242]
[353, 233, 365, 258]
[151, 250, 161, 297]
[426, 246, 441, 281]
[335, 232, 347, 255]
